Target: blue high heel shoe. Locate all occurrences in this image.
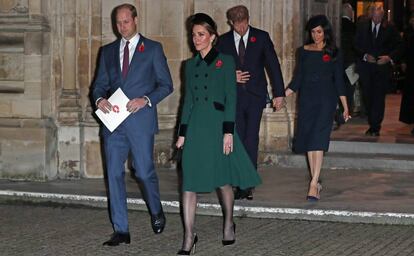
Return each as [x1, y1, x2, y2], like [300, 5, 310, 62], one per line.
[306, 182, 322, 202]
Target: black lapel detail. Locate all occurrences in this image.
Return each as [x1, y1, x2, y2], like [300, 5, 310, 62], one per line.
[213, 101, 225, 111]
[202, 48, 219, 66]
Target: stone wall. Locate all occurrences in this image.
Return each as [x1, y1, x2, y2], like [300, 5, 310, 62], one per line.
[0, 0, 339, 180]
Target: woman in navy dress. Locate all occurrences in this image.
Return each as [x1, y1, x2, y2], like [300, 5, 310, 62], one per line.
[285, 15, 350, 201]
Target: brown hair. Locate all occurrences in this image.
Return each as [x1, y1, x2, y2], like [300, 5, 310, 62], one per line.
[226, 5, 249, 23]
[115, 3, 138, 18]
[190, 13, 219, 45]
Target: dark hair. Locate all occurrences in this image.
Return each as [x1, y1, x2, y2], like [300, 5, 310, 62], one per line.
[190, 13, 219, 45]
[226, 5, 249, 23]
[305, 15, 338, 58]
[115, 3, 138, 18]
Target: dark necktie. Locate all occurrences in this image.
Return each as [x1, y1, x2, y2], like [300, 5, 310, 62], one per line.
[122, 41, 130, 79]
[238, 38, 245, 65]
[373, 25, 378, 39]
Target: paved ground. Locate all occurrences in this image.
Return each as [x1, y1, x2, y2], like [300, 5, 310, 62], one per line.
[2, 167, 414, 224]
[1, 203, 414, 256]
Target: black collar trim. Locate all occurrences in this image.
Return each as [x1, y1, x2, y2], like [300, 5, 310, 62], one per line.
[197, 48, 219, 66]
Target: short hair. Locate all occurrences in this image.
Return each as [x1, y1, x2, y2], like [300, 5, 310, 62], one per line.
[226, 5, 249, 23]
[115, 3, 138, 18]
[190, 13, 219, 45]
[342, 3, 353, 19]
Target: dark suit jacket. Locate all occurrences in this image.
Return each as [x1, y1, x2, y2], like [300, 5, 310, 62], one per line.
[354, 20, 402, 67]
[216, 26, 285, 103]
[341, 17, 356, 68]
[93, 34, 173, 136]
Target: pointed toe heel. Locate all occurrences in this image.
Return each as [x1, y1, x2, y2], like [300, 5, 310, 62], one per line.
[222, 223, 236, 246]
[177, 234, 198, 255]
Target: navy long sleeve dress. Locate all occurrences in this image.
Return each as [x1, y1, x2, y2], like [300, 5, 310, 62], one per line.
[289, 47, 346, 153]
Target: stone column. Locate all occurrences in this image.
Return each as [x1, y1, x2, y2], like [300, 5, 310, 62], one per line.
[80, 0, 104, 178]
[138, 0, 194, 168]
[0, 0, 57, 180]
[55, 0, 82, 178]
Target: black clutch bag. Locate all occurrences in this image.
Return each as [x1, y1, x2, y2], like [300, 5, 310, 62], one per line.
[172, 148, 182, 162]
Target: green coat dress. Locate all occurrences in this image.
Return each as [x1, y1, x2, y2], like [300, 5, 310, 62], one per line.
[179, 48, 261, 192]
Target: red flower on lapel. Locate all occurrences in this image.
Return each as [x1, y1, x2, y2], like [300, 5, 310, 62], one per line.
[138, 42, 145, 52]
[250, 36, 257, 43]
[215, 59, 223, 68]
[322, 54, 331, 62]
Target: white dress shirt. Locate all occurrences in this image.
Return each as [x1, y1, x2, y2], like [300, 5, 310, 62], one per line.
[371, 21, 380, 38]
[96, 32, 152, 107]
[233, 27, 250, 54]
[120, 33, 140, 71]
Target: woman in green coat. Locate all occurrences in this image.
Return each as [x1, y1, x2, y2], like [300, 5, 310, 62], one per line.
[175, 13, 261, 255]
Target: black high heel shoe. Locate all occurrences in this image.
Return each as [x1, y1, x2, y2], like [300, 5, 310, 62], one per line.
[177, 234, 198, 255]
[222, 223, 236, 246]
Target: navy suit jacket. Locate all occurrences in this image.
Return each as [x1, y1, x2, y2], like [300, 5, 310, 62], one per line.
[93, 35, 173, 136]
[216, 26, 285, 104]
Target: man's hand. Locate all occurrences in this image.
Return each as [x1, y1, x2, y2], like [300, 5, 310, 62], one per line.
[236, 70, 250, 84]
[377, 55, 391, 65]
[285, 88, 294, 97]
[366, 54, 377, 63]
[126, 97, 148, 113]
[272, 97, 285, 111]
[97, 98, 112, 114]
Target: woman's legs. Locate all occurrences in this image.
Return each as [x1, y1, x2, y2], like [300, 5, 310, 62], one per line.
[218, 185, 235, 241]
[307, 150, 324, 197]
[181, 191, 197, 251]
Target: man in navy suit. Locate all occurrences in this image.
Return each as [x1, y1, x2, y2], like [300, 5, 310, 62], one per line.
[216, 5, 285, 200]
[93, 3, 173, 246]
[354, 6, 402, 136]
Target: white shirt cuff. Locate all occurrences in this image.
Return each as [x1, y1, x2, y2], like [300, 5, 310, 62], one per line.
[144, 96, 152, 107]
[95, 97, 103, 106]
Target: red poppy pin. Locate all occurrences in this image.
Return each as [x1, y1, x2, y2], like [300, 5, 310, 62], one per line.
[215, 59, 223, 69]
[322, 54, 331, 62]
[138, 42, 145, 52]
[250, 36, 256, 43]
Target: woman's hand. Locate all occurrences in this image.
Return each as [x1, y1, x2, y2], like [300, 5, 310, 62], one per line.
[176, 136, 185, 149]
[223, 133, 233, 155]
[339, 96, 351, 122]
[285, 88, 294, 97]
[342, 108, 351, 122]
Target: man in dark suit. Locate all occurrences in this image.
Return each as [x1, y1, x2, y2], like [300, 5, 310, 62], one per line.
[354, 6, 402, 136]
[216, 5, 285, 200]
[93, 3, 173, 246]
[335, 3, 357, 128]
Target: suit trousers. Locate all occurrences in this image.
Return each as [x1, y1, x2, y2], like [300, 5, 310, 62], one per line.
[104, 124, 161, 233]
[236, 87, 265, 170]
[359, 63, 391, 132]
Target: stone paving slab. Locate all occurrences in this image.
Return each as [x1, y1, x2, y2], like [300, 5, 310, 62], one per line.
[1, 203, 414, 256]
